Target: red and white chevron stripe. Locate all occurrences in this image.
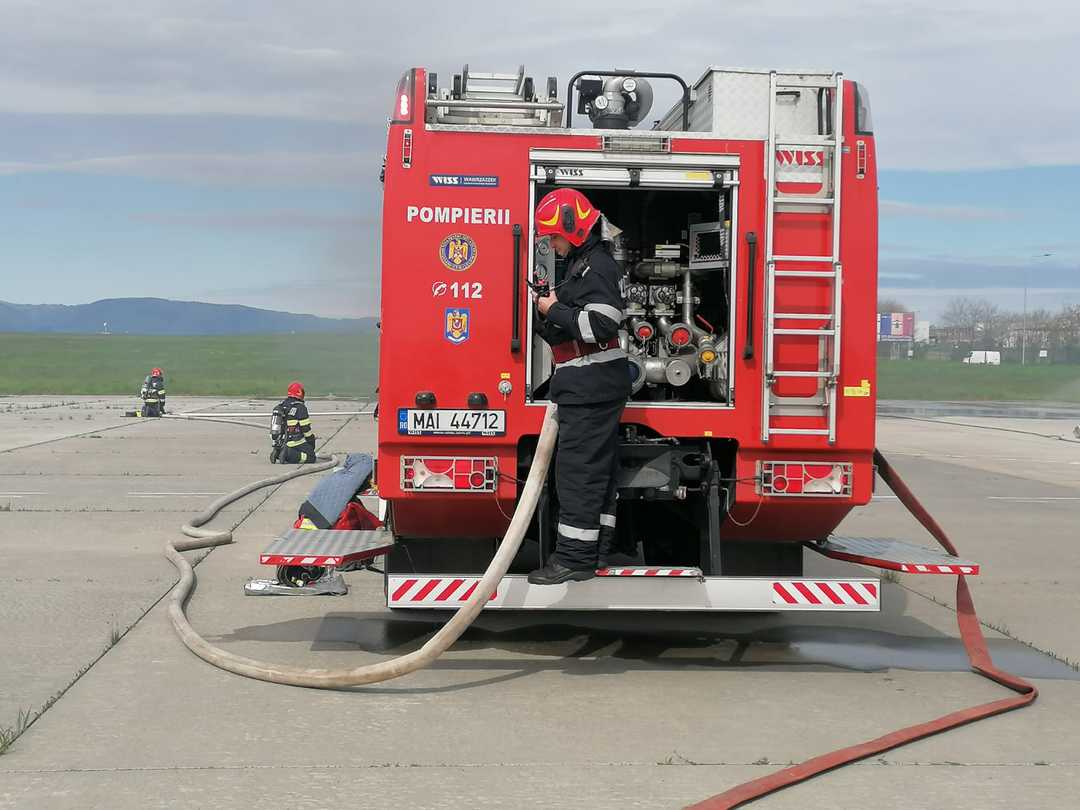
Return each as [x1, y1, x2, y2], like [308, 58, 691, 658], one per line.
[596, 568, 701, 577]
[772, 580, 879, 607]
[899, 563, 978, 575]
[260, 554, 343, 566]
[389, 577, 496, 606]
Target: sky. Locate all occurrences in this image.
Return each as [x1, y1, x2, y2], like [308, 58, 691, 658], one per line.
[1, 0, 1078, 321]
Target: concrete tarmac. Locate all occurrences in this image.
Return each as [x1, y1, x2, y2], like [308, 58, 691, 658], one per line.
[0, 399, 1076, 809]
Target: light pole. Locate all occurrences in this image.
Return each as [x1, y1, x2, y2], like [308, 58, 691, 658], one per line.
[1024, 253, 1053, 366]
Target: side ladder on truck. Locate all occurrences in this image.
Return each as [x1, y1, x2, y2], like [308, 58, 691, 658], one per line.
[762, 71, 844, 443]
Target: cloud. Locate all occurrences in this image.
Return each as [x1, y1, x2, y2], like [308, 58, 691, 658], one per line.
[0, 151, 375, 188]
[0, 1, 1078, 170]
[131, 209, 374, 230]
[879, 271, 925, 280]
[880, 200, 1011, 222]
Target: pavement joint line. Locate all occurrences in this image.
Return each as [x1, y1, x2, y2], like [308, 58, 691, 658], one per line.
[0, 418, 152, 455]
[892, 580, 1079, 672]
[2, 760, 1075, 776]
[1, 410, 361, 751]
[883, 414, 1080, 444]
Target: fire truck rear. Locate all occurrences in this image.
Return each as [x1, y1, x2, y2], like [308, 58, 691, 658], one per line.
[377, 64, 882, 612]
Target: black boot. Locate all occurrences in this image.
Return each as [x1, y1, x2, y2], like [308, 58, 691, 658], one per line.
[527, 558, 596, 585]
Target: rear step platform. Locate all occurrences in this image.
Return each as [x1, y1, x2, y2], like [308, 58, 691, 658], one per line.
[257, 528, 394, 567]
[809, 536, 979, 575]
[388, 574, 880, 611]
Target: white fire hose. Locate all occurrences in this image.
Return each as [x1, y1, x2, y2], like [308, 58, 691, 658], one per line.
[165, 403, 558, 688]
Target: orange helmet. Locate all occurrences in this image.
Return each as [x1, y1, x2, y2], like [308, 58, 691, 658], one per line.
[287, 381, 305, 399]
[535, 188, 600, 247]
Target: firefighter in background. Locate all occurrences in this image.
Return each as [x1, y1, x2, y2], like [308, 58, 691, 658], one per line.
[139, 367, 166, 417]
[528, 188, 630, 585]
[272, 381, 317, 464]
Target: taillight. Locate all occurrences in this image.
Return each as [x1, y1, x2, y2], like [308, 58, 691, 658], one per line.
[390, 69, 415, 125]
[401, 129, 413, 169]
[401, 456, 497, 492]
[635, 323, 654, 340]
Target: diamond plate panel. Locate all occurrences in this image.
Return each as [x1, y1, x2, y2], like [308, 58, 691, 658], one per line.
[815, 536, 979, 575]
[261, 529, 393, 558]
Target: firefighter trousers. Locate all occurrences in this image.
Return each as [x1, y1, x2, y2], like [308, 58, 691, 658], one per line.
[552, 398, 624, 570]
[280, 442, 317, 464]
[141, 402, 161, 418]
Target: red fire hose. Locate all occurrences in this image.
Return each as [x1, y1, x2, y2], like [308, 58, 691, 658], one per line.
[688, 449, 1038, 809]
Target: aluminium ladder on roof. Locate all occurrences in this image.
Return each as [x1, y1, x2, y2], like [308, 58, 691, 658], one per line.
[762, 71, 844, 443]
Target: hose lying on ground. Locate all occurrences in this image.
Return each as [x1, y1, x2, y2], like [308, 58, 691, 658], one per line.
[162, 414, 266, 430]
[689, 448, 1038, 809]
[165, 403, 558, 689]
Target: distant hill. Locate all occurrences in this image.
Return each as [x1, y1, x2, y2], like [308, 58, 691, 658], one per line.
[0, 298, 376, 335]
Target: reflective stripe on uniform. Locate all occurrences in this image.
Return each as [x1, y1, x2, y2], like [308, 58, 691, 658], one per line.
[298, 418, 311, 426]
[286, 419, 300, 426]
[299, 451, 309, 462]
[554, 346, 626, 369]
[600, 513, 617, 528]
[557, 522, 599, 542]
[286, 438, 309, 447]
[577, 311, 595, 342]
[585, 303, 624, 323]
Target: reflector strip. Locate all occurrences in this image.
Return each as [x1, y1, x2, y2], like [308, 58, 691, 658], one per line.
[900, 563, 977, 575]
[771, 580, 878, 607]
[596, 568, 701, 577]
[391, 578, 417, 601]
[388, 575, 879, 611]
[389, 577, 496, 606]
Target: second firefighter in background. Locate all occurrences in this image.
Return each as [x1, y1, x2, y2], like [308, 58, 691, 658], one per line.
[273, 381, 317, 464]
[529, 188, 630, 585]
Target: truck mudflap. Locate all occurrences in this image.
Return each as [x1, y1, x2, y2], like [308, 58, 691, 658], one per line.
[387, 574, 879, 611]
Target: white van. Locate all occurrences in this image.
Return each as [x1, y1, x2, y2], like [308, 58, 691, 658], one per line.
[963, 351, 1001, 365]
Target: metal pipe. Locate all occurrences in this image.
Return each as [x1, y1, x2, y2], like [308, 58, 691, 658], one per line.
[682, 269, 709, 344]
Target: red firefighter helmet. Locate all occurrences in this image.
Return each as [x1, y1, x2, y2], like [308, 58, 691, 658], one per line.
[287, 381, 305, 399]
[151, 367, 163, 377]
[534, 188, 601, 247]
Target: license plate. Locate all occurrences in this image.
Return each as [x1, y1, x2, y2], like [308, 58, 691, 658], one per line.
[397, 408, 506, 436]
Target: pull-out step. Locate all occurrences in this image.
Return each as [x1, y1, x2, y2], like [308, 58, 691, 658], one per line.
[808, 536, 979, 575]
[387, 574, 879, 611]
[258, 528, 394, 568]
[596, 567, 702, 578]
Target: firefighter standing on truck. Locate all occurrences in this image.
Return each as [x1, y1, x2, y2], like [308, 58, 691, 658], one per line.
[139, 367, 166, 417]
[528, 188, 630, 585]
[273, 381, 317, 464]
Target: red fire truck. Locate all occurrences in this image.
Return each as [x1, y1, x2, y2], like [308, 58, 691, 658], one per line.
[376, 64, 897, 612]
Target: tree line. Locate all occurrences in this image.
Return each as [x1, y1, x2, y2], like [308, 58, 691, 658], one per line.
[880, 297, 1080, 361]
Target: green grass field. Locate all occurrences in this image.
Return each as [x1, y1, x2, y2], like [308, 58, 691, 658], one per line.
[0, 333, 379, 398]
[3, 333, 1080, 403]
[877, 359, 1080, 403]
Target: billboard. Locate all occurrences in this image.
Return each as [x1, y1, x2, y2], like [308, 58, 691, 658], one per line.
[878, 312, 914, 342]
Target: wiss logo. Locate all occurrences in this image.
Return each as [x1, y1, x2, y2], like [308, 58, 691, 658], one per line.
[430, 175, 462, 185]
[775, 150, 824, 167]
[557, 167, 585, 176]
